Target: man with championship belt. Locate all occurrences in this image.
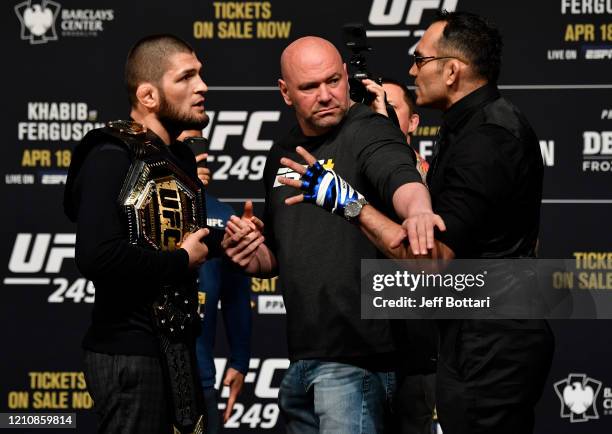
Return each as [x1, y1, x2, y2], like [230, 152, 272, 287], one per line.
[64, 34, 214, 434]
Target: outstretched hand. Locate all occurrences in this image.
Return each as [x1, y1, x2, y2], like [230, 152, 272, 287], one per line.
[397, 213, 446, 256]
[278, 147, 447, 256]
[277, 146, 318, 205]
[278, 146, 364, 217]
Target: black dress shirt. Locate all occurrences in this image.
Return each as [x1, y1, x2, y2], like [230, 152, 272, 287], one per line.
[427, 83, 543, 258]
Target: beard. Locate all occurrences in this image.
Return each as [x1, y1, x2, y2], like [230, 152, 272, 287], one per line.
[157, 92, 210, 133]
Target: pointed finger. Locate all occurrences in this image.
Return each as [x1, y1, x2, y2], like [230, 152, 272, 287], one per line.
[295, 146, 318, 165]
[415, 218, 427, 255]
[224, 392, 238, 423]
[285, 194, 305, 205]
[426, 218, 435, 250]
[243, 200, 253, 219]
[280, 157, 307, 175]
[278, 176, 303, 189]
[406, 221, 420, 256]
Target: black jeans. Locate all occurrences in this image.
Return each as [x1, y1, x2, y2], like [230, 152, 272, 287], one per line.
[83, 351, 170, 434]
[393, 373, 436, 434]
[436, 320, 554, 434]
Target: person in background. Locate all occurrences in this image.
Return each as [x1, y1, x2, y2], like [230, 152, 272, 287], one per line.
[381, 78, 438, 434]
[382, 78, 429, 181]
[179, 129, 252, 433]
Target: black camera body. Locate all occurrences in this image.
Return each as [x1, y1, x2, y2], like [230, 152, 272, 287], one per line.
[342, 23, 400, 128]
[343, 23, 376, 105]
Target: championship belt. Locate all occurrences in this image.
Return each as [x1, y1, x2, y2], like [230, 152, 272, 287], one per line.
[111, 120, 206, 434]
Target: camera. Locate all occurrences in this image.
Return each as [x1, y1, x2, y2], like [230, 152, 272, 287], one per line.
[342, 23, 400, 127]
[342, 23, 375, 105]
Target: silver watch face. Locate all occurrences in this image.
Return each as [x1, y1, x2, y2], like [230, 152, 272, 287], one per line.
[344, 200, 362, 219]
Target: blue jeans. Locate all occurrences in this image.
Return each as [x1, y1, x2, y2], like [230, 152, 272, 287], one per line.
[279, 360, 395, 434]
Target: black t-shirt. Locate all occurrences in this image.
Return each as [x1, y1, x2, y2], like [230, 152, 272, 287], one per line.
[429, 83, 543, 258]
[263, 103, 423, 362]
[67, 130, 199, 356]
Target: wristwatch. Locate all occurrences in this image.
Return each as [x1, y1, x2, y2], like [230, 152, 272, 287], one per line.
[344, 197, 369, 221]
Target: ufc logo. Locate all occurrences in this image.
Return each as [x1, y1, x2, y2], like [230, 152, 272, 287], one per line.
[158, 186, 182, 250]
[214, 358, 289, 399]
[203, 111, 280, 151]
[8, 233, 75, 273]
[369, 0, 458, 25]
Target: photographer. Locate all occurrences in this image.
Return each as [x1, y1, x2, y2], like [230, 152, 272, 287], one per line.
[179, 130, 252, 434]
[223, 36, 441, 433]
[382, 78, 429, 181]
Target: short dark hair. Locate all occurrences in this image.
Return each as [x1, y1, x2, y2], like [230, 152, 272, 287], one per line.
[435, 10, 503, 83]
[125, 34, 194, 107]
[381, 77, 417, 115]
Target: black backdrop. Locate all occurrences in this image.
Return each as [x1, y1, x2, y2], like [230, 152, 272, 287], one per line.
[2, 0, 612, 432]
